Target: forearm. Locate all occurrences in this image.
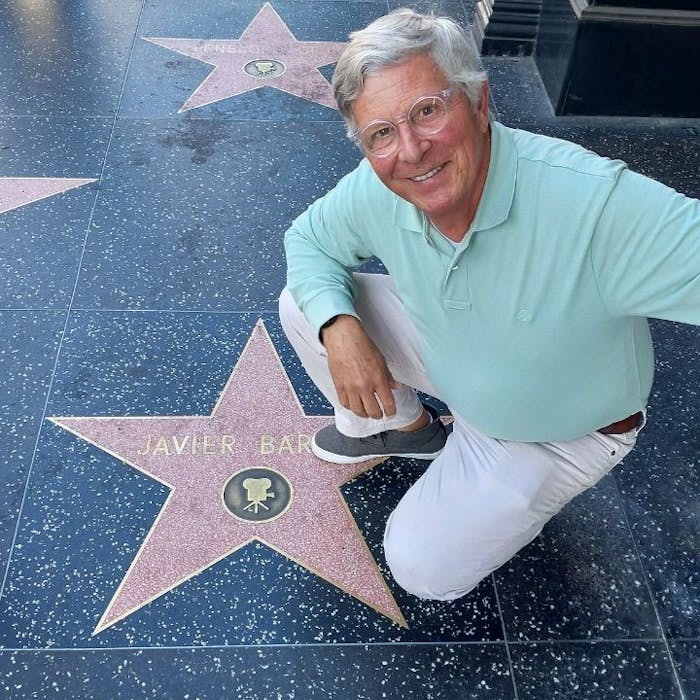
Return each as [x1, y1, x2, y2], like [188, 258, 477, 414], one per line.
[284, 223, 359, 333]
[283, 158, 386, 334]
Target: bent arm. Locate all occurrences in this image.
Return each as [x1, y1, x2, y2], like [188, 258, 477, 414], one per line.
[284, 163, 377, 335]
[283, 161, 398, 418]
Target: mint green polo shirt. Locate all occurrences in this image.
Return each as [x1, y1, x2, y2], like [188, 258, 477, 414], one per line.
[284, 122, 700, 442]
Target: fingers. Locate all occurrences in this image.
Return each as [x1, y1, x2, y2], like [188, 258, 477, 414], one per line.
[339, 388, 385, 419]
[376, 384, 397, 417]
[323, 316, 400, 420]
[361, 390, 386, 420]
[353, 393, 374, 419]
[337, 385, 397, 420]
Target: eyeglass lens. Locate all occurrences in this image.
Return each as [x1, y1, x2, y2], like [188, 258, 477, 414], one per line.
[360, 95, 448, 156]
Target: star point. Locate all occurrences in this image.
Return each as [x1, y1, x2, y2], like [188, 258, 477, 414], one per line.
[50, 320, 407, 634]
[0, 177, 96, 215]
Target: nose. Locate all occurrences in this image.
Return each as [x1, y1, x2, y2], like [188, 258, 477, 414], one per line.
[395, 122, 429, 163]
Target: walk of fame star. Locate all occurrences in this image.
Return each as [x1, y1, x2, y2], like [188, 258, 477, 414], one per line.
[145, 3, 347, 112]
[50, 320, 407, 634]
[0, 177, 96, 215]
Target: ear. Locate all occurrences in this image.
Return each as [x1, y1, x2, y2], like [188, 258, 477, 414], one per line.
[476, 82, 490, 131]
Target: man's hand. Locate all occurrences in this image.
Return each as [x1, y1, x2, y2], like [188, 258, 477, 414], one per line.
[321, 315, 399, 419]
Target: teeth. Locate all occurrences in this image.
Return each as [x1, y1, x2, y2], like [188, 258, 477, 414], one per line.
[411, 165, 442, 182]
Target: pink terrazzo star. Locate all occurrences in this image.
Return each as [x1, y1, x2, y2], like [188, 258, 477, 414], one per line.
[50, 320, 406, 634]
[145, 3, 347, 112]
[0, 177, 95, 215]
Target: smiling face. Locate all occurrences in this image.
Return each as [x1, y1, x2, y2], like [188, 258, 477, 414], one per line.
[352, 53, 491, 240]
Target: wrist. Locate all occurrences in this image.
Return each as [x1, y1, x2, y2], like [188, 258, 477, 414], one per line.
[319, 315, 340, 345]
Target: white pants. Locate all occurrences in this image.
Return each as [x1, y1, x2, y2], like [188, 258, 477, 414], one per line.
[278, 274, 640, 600]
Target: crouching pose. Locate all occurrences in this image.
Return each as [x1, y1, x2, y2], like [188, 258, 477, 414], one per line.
[279, 9, 700, 600]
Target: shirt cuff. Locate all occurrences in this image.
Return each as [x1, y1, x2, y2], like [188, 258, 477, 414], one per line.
[303, 290, 359, 337]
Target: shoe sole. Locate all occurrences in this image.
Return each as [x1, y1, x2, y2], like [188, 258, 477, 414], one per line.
[311, 440, 445, 464]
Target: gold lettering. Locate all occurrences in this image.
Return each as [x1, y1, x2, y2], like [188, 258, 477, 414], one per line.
[202, 434, 216, 455]
[172, 435, 190, 455]
[221, 435, 235, 454]
[278, 435, 293, 454]
[151, 436, 170, 456]
[138, 433, 237, 457]
[259, 435, 275, 455]
[258, 434, 314, 455]
[297, 434, 311, 453]
[137, 434, 153, 455]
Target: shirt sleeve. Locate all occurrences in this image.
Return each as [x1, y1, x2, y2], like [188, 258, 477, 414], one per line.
[591, 168, 700, 324]
[283, 162, 378, 335]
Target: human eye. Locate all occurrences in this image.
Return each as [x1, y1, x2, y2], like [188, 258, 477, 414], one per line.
[412, 98, 443, 124]
[364, 122, 395, 149]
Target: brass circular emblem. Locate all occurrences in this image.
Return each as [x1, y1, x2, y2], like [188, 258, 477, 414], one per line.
[243, 59, 286, 79]
[223, 467, 293, 523]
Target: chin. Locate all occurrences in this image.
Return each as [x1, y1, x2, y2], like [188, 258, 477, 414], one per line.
[416, 195, 459, 218]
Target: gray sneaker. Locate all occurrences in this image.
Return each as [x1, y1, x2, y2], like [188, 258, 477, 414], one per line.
[311, 404, 447, 464]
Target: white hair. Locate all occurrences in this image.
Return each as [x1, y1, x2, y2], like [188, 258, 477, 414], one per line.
[332, 8, 488, 135]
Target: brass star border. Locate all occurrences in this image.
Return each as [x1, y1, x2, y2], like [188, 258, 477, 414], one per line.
[50, 320, 407, 634]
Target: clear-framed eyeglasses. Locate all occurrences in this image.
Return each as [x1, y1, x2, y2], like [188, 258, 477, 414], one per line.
[352, 87, 457, 159]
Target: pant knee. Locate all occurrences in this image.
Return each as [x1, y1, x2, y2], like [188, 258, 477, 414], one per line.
[383, 517, 481, 601]
[383, 481, 539, 601]
[278, 287, 317, 348]
[278, 287, 301, 330]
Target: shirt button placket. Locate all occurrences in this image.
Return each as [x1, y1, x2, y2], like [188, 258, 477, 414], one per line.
[443, 252, 471, 310]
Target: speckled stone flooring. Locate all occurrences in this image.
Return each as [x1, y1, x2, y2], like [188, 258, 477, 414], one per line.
[0, 1, 698, 698]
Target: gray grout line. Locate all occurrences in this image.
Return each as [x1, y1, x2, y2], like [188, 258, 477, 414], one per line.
[612, 472, 689, 700]
[0, 308, 66, 313]
[0, 308, 280, 314]
[505, 637, 684, 645]
[113, 114, 347, 123]
[67, 307, 283, 314]
[1, 641, 508, 653]
[0, 113, 118, 120]
[0, 637, 686, 655]
[0, 113, 345, 124]
[491, 573, 521, 700]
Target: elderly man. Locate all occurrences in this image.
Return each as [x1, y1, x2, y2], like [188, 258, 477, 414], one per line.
[278, 8, 700, 601]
